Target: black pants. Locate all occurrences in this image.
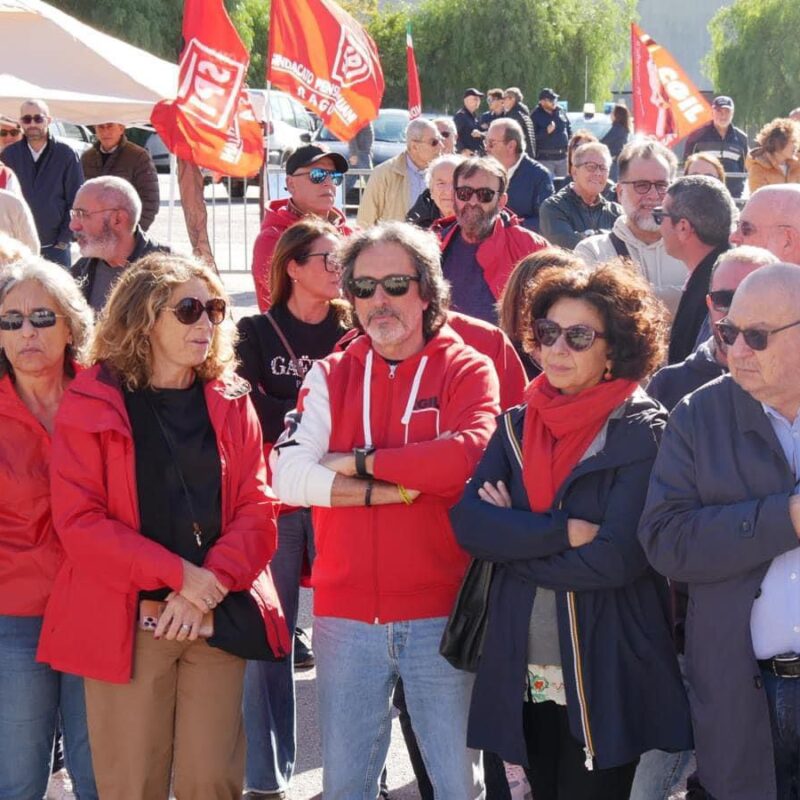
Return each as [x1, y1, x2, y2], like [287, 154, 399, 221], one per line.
[523, 701, 638, 800]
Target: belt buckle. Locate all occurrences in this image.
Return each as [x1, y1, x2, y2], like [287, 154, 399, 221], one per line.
[773, 654, 800, 678]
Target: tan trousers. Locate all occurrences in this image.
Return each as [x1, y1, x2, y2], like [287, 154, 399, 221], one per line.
[85, 629, 246, 800]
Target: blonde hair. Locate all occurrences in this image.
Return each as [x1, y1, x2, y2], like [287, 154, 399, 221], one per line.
[90, 252, 238, 390]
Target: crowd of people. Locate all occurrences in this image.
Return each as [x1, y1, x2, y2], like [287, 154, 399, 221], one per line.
[3, 85, 800, 800]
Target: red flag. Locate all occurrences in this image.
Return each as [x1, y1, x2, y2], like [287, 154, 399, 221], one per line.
[268, 0, 384, 141]
[631, 23, 712, 146]
[406, 23, 422, 119]
[150, 0, 264, 177]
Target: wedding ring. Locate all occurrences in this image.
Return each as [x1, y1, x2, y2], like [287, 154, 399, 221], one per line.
[180, 624, 191, 631]
[204, 598, 214, 608]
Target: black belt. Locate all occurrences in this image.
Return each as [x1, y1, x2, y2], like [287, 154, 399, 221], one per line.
[758, 655, 800, 678]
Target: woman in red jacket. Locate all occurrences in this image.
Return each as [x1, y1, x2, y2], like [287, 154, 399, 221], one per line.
[0, 256, 97, 799]
[38, 252, 288, 800]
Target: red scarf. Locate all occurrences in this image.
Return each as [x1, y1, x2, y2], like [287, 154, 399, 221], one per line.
[521, 375, 637, 512]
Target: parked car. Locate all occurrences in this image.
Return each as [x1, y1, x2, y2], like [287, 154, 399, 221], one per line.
[313, 108, 410, 167]
[567, 111, 612, 142]
[52, 120, 94, 155]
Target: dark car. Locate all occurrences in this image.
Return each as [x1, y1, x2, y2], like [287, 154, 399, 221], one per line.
[313, 108, 410, 167]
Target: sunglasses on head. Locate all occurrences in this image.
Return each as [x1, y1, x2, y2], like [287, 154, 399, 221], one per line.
[0, 129, 21, 138]
[708, 289, 735, 313]
[454, 186, 499, 203]
[20, 114, 46, 125]
[534, 319, 606, 352]
[347, 275, 420, 299]
[167, 297, 227, 326]
[293, 167, 344, 186]
[618, 180, 669, 196]
[715, 318, 800, 351]
[0, 308, 64, 330]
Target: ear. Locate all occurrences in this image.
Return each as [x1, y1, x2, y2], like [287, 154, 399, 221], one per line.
[615, 182, 623, 203]
[498, 192, 508, 211]
[705, 293, 714, 314]
[287, 259, 300, 282]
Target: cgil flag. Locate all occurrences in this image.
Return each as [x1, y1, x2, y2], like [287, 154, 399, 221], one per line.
[406, 23, 422, 119]
[630, 23, 712, 146]
[268, 0, 384, 142]
[150, 0, 264, 177]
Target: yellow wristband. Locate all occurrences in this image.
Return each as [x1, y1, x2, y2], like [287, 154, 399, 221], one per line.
[397, 484, 413, 506]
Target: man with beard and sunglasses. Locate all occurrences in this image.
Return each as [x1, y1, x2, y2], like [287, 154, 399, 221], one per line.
[1, 99, 83, 267]
[271, 221, 499, 799]
[252, 145, 352, 312]
[640, 262, 800, 800]
[434, 157, 547, 324]
[69, 176, 169, 313]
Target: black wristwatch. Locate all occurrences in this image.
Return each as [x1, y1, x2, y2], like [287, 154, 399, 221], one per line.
[354, 446, 376, 478]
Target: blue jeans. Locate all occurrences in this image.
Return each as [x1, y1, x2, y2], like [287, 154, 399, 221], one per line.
[313, 615, 484, 800]
[764, 668, 800, 800]
[243, 509, 314, 793]
[0, 615, 97, 800]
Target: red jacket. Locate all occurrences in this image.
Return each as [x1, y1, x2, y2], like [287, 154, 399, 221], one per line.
[37, 365, 287, 683]
[434, 212, 549, 299]
[272, 325, 500, 623]
[0, 374, 65, 615]
[251, 198, 353, 312]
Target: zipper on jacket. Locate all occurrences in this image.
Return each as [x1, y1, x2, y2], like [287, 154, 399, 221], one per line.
[567, 590, 595, 770]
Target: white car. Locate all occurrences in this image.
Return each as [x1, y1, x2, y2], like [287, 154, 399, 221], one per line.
[52, 120, 94, 155]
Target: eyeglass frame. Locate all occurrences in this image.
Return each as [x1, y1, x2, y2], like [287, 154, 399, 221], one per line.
[618, 180, 669, 196]
[574, 161, 610, 174]
[290, 167, 345, 186]
[304, 251, 342, 273]
[70, 207, 121, 220]
[652, 206, 685, 226]
[20, 114, 47, 125]
[715, 317, 800, 351]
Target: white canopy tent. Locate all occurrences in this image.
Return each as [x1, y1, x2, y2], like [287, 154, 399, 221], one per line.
[0, 0, 178, 124]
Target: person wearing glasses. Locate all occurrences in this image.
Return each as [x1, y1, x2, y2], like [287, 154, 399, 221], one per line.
[0, 257, 98, 800]
[540, 142, 622, 250]
[575, 141, 686, 316]
[0, 99, 84, 267]
[252, 145, 352, 313]
[451, 261, 691, 800]
[640, 262, 800, 800]
[406, 153, 465, 230]
[271, 221, 500, 798]
[37, 252, 288, 799]
[0, 116, 23, 195]
[69, 176, 169, 313]
[730, 184, 800, 266]
[236, 218, 351, 798]
[357, 118, 443, 227]
[434, 117, 457, 155]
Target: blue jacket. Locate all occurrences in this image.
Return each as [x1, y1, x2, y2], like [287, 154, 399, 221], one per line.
[506, 155, 554, 232]
[1, 135, 83, 248]
[450, 391, 693, 769]
[531, 105, 571, 158]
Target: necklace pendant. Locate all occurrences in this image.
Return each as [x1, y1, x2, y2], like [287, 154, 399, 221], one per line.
[193, 522, 202, 548]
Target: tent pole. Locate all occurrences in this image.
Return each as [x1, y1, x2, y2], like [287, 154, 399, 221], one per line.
[168, 153, 177, 244]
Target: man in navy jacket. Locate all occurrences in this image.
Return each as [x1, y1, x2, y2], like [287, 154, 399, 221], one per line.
[0, 99, 83, 266]
[485, 118, 553, 232]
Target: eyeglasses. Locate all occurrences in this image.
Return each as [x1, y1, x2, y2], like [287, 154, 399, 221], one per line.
[292, 168, 344, 186]
[70, 207, 120, 220]
[715, 318, 800, 351]
[0, 308, 64, 330]
[438, 131, 452, 139]
[734, 220, 795, 238]
[619, 180, 669, 196]
[306, 251, 342, 273]
[347, 274, 420, 299]
[0, 129, 21, 138]
[575, 162, 609, 174]
[20, 114, 46, 125]
[533, 319, 606, 352]
[415, 137, 443, 147]
[708, 289, 736, 313]
[166, 297, 227, 326]
[652, 206, 684, 225]
[454, 186, 499, 203]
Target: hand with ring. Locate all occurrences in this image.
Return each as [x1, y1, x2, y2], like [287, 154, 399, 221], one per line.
[154, 593, 205, 641]
[203, 597, 217, 609]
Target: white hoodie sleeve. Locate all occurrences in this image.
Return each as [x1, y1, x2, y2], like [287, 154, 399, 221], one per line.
[271, 361, 337, 508]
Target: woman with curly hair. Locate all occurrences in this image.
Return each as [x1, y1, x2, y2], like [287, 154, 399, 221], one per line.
[37, 252, 289, 800]
[450, 261, 692, 800]
[746, 117, 800, 192]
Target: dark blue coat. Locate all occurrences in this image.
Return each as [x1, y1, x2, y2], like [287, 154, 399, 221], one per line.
[1, 135, 83, 248]
[450, 391, 693, 769]
[531, 105, 571, 159]
[506, 155, 554, 233]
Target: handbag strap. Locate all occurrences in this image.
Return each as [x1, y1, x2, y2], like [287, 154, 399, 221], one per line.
[265, 310, 308, 381]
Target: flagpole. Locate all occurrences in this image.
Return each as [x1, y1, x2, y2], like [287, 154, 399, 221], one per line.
[260, 80, 272, 220]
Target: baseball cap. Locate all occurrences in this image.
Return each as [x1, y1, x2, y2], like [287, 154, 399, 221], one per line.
[712, 96, 734, 109]
[464, 88, 485, 98]
[285, 145, 348, 176]
[539, 88, 559, 101]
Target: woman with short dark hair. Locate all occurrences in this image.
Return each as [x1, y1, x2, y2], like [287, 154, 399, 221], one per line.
[451, 261, 692, 800]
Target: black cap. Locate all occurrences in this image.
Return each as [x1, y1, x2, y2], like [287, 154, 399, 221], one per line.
[285, 145, 349, 176]
[711, 95, 734, 109]
[539, 88, 559, 101]
[464, 88, 484, 98]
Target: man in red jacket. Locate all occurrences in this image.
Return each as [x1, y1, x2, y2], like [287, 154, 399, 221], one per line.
[251, 144, 352, 312]
[435, 156, 548, 324]
[272, 221, 499, 798]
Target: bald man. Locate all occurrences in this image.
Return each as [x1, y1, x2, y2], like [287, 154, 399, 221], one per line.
[641, 263, 800, 800]
[730, 184, 800, 264]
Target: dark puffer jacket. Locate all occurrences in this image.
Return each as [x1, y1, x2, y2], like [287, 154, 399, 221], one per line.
[505, 102, 536, 156]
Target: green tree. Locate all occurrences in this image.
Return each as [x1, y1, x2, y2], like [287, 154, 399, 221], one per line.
[707, 0, 799, 126]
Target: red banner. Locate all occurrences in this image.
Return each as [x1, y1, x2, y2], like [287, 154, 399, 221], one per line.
[631, 23, 712, 146]
[150, 0, 264, 177]
[268, 0, 384, 141]
[406, 23, 422, 119]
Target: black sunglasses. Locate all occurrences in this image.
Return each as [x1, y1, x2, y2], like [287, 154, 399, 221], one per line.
[167, 297, 227, 326]
[454, 186, 499, 203]
[293, 167, 344, 186]
[416, 137, 443, 147]
[708, 289, 735, 313]
[534, 319, 606, 352]
[20, 114, 46, 125]
[618, 180, 669, 196]
[715, 318, 800, 351]
[0, 129, 21, 138]
[652, 206, 683, 225]
[438, 131, 452, 138]
[347, 275, 420, 299]
[0, 308, 64, 330]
